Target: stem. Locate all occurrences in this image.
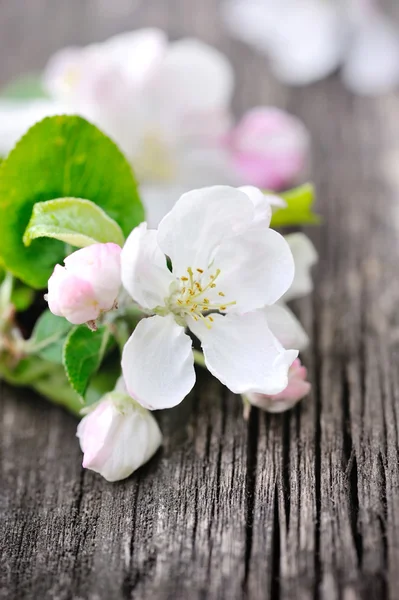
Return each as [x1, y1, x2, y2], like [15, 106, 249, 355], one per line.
[242, 394, 252, 421]
[193, 349, 207, 369]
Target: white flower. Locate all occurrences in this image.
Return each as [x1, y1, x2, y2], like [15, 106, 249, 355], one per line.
[222, 0, 345, 85]
[282, 233, 318, 302]
[222, 0, 399, 96]
[77, 388, 162, 482]
[245, 358, 311, 414]
[343, 4, 399, 96]
[120, 185, 298, 410]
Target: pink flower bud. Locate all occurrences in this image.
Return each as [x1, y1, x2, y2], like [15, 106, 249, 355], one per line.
[77, 391, 162, 482]
[227, 107, 310, 190]
[247, 358, 310, 413]
[46, 243, 121, 325]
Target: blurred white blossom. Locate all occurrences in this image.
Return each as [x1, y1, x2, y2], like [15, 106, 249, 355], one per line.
[222, 0, 399, 95]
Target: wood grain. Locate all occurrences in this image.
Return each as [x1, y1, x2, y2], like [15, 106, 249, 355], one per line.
[1, 1, 399, 598]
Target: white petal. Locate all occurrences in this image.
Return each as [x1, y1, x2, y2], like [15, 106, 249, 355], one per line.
[77, 394, 162, 482]
[122, 314, 195, 410]
[213, 226, 295, 312]
[264, 303, 309, 351]
[283, 233, 318, 302]
[238, 186, 272, 226]
[0, 99, 69, 156]
[157, 185, 254, 276]
[152, 38, 234, 114]
[104, 28, 167, 86]
[342, 14, 399, 96]
[223, 0, 344, 86]
[140, 183, 186, 229]
[121, 223, 174, 309]
[190, 311, 298, 395]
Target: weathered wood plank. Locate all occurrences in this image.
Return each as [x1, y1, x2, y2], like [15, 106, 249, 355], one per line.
[1, 1, 399, 599]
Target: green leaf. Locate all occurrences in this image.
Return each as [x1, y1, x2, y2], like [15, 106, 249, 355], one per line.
[0, 73, 48, 100]
[0, 115, 144, 288]
[28, 310, 73, 364]
[269, 183, 320, 228]
[11, 285, 35, 312]
[63, 324, 114, 400]
[85, 356, 121, 407]
[23, 197, 125, 248]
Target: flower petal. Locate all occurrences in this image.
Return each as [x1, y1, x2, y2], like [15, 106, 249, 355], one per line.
[212, 226, 295, 312]
[263, 303, 309, 351]
[77, 393, 162, 482]
[342, 13, 399, 96]
[121, 223, 174, 309]
[238, 186, 272, 226]
[0, 99, 68, 156]
[189, 311, 298, 395]
[122, 314, 195, 410]
[157, 185, 254, 276]
[283, 233, 318, 302]
[152, 38, 234, 115]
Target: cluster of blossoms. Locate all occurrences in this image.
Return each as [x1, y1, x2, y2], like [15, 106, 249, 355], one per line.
[46, 185, 317, 482]
[0, 29, 310, 227]
[223, 0, 399, 95]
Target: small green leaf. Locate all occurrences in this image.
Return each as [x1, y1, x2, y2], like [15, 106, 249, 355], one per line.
[0, 73, 48, 100]
[28, 310, 73, 364]
[269, 183, 320, 228]
[63, 325, 114, 400]
[0, 115, 144, 288]
[11, 285, 35, 312]
[23, 197, 125, 248]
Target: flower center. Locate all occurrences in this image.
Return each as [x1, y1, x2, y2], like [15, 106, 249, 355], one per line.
[170, 267, 236, 328]
[134, 131, 177, 183]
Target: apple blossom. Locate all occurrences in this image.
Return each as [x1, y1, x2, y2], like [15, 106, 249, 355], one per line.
[77, 389, 162, 482]
[223, 0, 399, 96]
[223, 0, 345, 85]
[120, 185, 299, 411]
[282, 233, 318, 303]
[227, 107, 310, 190]
[244, 358, 311, 415]
[343, 0, 399, 96]
[46, 243, 121, 326]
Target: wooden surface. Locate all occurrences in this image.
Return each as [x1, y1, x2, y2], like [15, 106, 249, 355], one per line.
[1, 1, 399, 598]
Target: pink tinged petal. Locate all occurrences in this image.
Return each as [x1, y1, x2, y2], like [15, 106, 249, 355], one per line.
[77, 394, 162, 482]
[229, 108, 310, 190]
[263, 304, 309, 352]
[157, 186, 254, 276]
[247, 358, 311, 413]
[212, 226, 295, 313]
[121, 223, 175, 309]
[64, 243, 122, 311]
[77, 400, 116, 467]
[47, 265, 100, 325]
[121, 314, 196, 410]
[283, 233, 318, 302]
[189, 311, 298, 396]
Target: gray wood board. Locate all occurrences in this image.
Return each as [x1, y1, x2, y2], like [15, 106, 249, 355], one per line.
[1, 1, 399, 598]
